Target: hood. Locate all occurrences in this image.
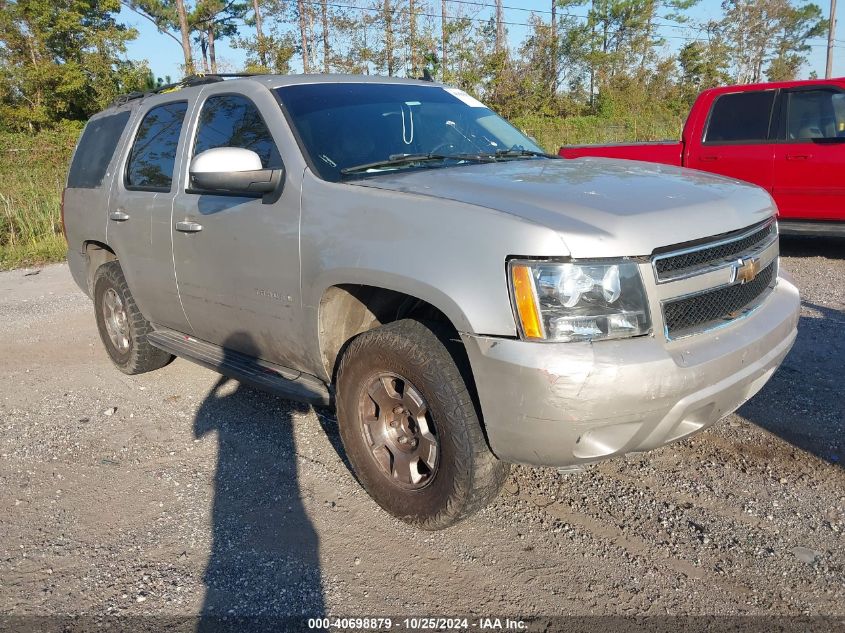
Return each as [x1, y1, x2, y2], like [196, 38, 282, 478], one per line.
[351, 157, 776, 258]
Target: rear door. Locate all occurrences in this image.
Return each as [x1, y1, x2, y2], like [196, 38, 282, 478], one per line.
[692, 89, 778, 191]
[772, 86, 845, 221]
[108, 97, 194, 332]
[171, 83, 305, 368]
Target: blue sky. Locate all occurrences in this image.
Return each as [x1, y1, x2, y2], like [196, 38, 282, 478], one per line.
[119, 0, 845, 82]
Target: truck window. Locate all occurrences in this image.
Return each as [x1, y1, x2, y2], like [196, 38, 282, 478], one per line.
[193, 95, 282, 168]
[786, 89, 845, 140]
[704, 91, 776, 144]
[125, 101, 189, 191]
[67, 111, 131, 189]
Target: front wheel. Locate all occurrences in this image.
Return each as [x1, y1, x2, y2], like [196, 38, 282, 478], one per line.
[335, 320, 508, 530]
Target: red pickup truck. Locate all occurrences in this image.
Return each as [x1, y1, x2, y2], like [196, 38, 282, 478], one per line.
[559, 79, 845, 236]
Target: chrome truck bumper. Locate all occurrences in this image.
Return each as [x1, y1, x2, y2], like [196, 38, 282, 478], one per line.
[461, 275, 800, 467]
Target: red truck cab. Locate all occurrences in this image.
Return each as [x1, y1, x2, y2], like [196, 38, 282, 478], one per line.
[560, 79, 845, 236]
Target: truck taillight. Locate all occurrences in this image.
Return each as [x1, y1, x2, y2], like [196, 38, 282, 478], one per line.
[60, 188, 67, 242]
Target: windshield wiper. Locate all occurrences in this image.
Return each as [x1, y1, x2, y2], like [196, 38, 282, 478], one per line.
[340, 152, 495, 175]
[491, 148, 560, 159]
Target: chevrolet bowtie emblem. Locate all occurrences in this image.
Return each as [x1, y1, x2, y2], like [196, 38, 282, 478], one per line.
[734, 257, 761, 284]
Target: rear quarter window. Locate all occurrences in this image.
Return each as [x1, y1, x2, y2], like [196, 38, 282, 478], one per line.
[67, 111, 131, 189]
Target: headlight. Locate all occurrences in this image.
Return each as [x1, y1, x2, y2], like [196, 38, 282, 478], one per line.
[509, 259, 651, 342]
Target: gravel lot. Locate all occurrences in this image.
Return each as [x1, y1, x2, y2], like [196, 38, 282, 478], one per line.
[0, 238, 843, 630]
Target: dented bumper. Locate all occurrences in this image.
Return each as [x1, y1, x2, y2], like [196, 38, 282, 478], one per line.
[462, 276, 800, 467]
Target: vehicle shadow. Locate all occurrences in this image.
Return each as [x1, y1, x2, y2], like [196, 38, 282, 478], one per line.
[780, 235, 845, 259]
[738, 302, 844, 469]
[194, 334, 324, 632]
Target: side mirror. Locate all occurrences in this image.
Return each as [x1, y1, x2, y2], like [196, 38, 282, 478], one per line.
[189, 147, 284, 202]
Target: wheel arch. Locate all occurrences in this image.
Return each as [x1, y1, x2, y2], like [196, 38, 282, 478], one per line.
[320, 284, 499, 478]
[318, 283, 471, 382]
[83, 240, 118, 297]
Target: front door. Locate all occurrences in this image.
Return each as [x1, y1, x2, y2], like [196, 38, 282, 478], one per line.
[773, 87, 845, 221]
[171, 86, 305, 368]
[693, 89, 778, 192]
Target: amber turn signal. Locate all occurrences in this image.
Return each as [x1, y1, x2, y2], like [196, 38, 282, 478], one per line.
[511, 264, 544, 339]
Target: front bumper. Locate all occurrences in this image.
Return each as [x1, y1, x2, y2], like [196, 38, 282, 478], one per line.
[462, 275, 800, 467]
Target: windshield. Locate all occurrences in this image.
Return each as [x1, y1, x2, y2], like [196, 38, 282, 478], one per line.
[275, 83, 545, 181]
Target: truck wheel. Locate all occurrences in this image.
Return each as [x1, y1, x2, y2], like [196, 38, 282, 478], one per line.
[93, 261, 173, 375]
[336, 319, 509, 529]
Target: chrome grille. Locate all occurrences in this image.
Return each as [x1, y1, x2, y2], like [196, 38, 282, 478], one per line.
[663, 262, 776, 338]
[653, 221, 777, 282]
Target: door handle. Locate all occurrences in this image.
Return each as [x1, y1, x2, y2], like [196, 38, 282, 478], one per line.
[175, 220, 203, 233]
[109, 209, 130, 222]
[785, 154, 812, 160]
[699, 155, 720, 162]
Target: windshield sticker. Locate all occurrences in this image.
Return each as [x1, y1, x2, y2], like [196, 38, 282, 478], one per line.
[444, 88, 486, 108]
[401, 105, 414, 145]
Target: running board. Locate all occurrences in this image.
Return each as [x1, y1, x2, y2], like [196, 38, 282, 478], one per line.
[778, 220, 845, 237]
[147, 328, 331, 406]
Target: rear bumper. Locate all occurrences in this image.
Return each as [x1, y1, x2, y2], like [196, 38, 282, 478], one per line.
[462, 276, 800, 467]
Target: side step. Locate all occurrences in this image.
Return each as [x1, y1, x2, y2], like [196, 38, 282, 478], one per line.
[147, 328, 331, 406]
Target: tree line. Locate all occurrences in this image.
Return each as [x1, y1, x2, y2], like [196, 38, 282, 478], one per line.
[0, 0, 830, 131]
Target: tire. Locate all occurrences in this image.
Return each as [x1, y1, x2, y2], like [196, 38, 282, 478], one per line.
[335, 319, 509, 530]
[93, 261, 173, 375]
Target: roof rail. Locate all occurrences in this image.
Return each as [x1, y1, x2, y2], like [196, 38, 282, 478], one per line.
[110, 73, 266, 108]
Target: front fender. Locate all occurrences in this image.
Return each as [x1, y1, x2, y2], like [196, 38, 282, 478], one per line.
[299, 172, 569, 337]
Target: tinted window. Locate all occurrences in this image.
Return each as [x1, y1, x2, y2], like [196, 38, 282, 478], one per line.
[786, 90, 845, 140]
[194, 95, 282, 168]
[276, 83, 544, 181]
[126, 102, 188, 190]
[67, 111, 130, 188]
[705, 91, 776, 143]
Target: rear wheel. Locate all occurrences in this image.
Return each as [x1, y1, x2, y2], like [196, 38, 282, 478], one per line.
[336, 319, 508, 530]
[93, 261, 173, 375]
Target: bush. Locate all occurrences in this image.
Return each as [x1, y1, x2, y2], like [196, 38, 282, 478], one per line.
[0, 125, 80, 269]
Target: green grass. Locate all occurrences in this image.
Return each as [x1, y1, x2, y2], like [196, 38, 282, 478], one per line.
[0, 231, 67, 270]
[0, 115, 684, 270]
[0, 127, 79, 270]
[512, 114, 684, 152]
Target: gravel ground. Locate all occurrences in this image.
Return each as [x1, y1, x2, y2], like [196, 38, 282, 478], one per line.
[0, 238, 843, 630]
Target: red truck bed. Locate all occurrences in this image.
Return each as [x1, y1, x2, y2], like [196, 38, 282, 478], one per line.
[559, 141, 682, 166]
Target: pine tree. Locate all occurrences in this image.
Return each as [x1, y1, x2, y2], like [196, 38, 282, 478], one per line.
[0, 0, 149, 129]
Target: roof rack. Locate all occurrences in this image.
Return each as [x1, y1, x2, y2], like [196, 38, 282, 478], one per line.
[110, 73, 265, 108]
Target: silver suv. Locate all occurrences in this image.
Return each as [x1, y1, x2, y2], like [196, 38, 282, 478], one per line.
[63, 74, 800, 529]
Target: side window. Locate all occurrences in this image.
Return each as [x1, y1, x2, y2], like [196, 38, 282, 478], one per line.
[126, 101, 189, 191]
[67, 111, 131, 188]
[786, 90, 845, 140]
[704, 91, 776, 144]
[193, 95, 282, 168]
